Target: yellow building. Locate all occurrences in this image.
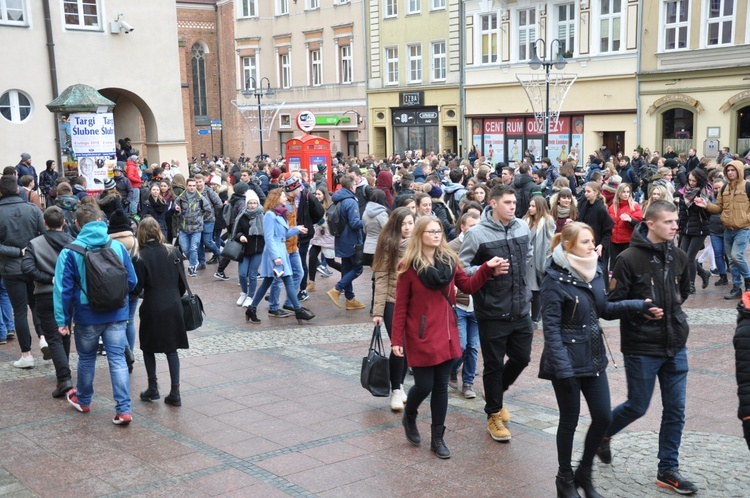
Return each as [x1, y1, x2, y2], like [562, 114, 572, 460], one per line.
[463, 0, 641, 163]
[366, 0, 460, 159]
[638, 0, 750, 159]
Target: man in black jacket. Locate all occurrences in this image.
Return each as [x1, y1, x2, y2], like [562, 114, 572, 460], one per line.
[598, 200, 698, 495]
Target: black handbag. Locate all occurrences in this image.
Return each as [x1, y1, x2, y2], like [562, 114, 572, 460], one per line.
[221, 239, 244, 262]
[175, 256, 205, 331]
[352, 243, 365, 267]
[360, 325, 390, 397]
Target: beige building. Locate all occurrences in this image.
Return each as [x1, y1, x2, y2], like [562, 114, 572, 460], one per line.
[365, 0, 461, 159]
[638, 0, 750, 158]
[232, 0, 367, 160]
[463, 0, 640, 164]
[0, 0, 187, 168]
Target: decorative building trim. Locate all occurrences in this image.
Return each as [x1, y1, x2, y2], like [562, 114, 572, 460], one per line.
[647, 94, 704, 115]
[177, 21, 215, 29]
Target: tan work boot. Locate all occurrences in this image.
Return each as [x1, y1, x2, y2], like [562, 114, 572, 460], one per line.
[327, 288, 342, 308]
[346, 297, 366, 310]
[307, 281, 316, 292]
[500, 406, 510, 423]
[487, 412, 511, 441]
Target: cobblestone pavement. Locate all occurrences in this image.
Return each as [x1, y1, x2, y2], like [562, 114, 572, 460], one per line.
[0, 267, 748, 496]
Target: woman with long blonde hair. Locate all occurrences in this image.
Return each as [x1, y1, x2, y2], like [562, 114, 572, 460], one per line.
[392, 216, 502, 459]
[523, 195, 555, 326]
[608, 183, 643, 266]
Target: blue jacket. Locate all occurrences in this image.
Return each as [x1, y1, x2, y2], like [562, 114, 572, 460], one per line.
[54, 221, 137, 327]
[259, 210, 300, 278]
[538, 258, 642, 380]
[331, 188, 363, 258]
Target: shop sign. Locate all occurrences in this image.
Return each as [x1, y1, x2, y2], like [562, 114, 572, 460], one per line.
[400, 91, 424, 107]
[393, 108, 439, 126]
[296, 111, 316, 133]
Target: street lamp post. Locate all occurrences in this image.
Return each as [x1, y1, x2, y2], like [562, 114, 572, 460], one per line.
[528, 39, 567, 159]
[242, 77, 274, 160]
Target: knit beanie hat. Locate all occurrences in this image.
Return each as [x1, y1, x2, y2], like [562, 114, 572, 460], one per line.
[107, 209, 131, 234]
[234, 181, 249, 196]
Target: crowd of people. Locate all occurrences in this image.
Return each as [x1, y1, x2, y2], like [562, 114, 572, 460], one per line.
[3, 141, 750, 496]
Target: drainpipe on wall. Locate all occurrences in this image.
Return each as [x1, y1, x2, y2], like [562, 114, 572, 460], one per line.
[458, 0, 466, 158]
[635, 0, 644, 149]
[43, 0, 62, 169]
[215, 2, 224, 156]
[363, 0, 370, 155]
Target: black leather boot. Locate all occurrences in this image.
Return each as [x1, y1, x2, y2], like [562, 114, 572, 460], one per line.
[698, 266, 711, 289]
[715, 274, 729, 286]
[402, 411, 420, 445]
[140, 379, 160, 401]
[744, 277, 750, 293]
[245, 306, 261, 324]
[164, 384, 181, 406]
[725, 285, 743, 299]
[574, 464, 602, 498]
[430, 425, 450, 459]
[556, 470, 582, 498]
[295, 307, 315, 324]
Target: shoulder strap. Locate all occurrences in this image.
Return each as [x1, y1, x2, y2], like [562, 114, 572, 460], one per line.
[745, 181, 750, 199]
[174, 251, 194, 298]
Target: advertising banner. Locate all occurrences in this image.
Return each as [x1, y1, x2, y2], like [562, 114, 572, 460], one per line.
[548, 117, 571, 164]
[506, 118, 524, 163]
[483, 119, 504, 164]
[70, 113, 116, 155]
[571, 116, 584, 161]
[472, 120, 483, 156]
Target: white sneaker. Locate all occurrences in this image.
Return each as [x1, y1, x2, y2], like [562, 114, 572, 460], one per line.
[390, 389, 405, 411]
[242, 296, 253, 308]
[236, 293, 247, 306]
[13, 355, 34, 369]
[400, 385, 408, 403]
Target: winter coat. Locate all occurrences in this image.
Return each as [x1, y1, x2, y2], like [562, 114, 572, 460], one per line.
[72, 184, 88, 200]
[259, 210, 301, 278]
[97, 193, 123, 221]
[142, 196, 169, 238]
[125, 159, 142, 188]
[578, 199, 613, 247]
[526, 218, 555, 291]
[233, 208, 265, 257]
[609, 223, 690, 357]
[373, 238, 408, 317]
[432, 201, 454, 233]
[362, 202, 389, 255]
[198, 187, 223, 224]
[132, 241, 188, 353]
[53, 221, 138, 327]
[310, 212, 335, 250]
[113, 175, 133, 205]
[354, 180, 374, 216]
[0, 195, 46, 276]
[676, 192, 709, 237]
[175, 191, 207, 234]
[22, 231, 74, 294]
[109, 230, 137, 256]
[734, 302, 750, 422]
[513, 174, 537, 218]
[294, 188, 325, 244]
[38, 169, 58, 198]
[539, 259, 643, 380]
[705, 162, 750, 230]
[608, 200, 643, 244]
[391, 261, 494, 367]
[459, 206, 532, 321]
[392, 188, 415, 210]
[331, 188, 363, 258]
[16, 162, 37, 188]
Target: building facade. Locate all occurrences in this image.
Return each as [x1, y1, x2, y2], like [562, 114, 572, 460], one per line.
[366, 0, 461, 160]
[0, 0, 187, 168]
[463, 0, 640, 164]
[231, 0, 368, 160]
[638, 0, 750, 159]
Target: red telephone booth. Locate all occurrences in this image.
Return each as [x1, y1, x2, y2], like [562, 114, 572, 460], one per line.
[285, 135, 332, 191]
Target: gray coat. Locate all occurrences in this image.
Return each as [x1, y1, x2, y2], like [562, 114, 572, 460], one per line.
[175, 191, 209, 234]
[22, 231, 74, 294]
[198, 187, 223, 223]
[0, 196, 45, 276]
[362, 202, 389, 255]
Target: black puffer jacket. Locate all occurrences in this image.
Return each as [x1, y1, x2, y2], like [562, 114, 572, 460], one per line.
[676, 193, 709, 236]
[578, 199, 613, 247]
[609, 223, 690, 357]
[734, 300, 750, 450]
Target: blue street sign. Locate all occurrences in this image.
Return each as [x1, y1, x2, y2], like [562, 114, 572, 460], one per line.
[197, 129, 211, 135]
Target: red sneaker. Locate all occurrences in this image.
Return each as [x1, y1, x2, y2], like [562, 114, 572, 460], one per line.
[66, 389, 90, 413]
[113, 413, 132, 425]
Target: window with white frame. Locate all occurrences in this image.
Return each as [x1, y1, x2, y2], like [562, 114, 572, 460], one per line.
[517, 8, 536, 61]
[480, 13, 498, 64]
[276, 0, 289, 16]
[238, 0, 258, 18]
[557, 3, 575, 57]
[340, 44, 353, 84]
[663, 0, 689, 50]
[63, 0, 100, 29]
[407, 0, 420, 15]
[706, 0, 734, 46]
[306, 0, 319, 10]
[310, 49, 322, 86]
[242, 56, 258, 89]
[386, 47, 399, 84]
[384, 0, 397, 18]
[334, 0, 350, 4]
[431, 41, 446, 81]
[408, 44, 422, 83]
[599, 0, 623, 53]
[280, 53, 291, 88]
[0, 90, 32, 123]
[431, 0, 446, 10]
[0, 0, 26, 25]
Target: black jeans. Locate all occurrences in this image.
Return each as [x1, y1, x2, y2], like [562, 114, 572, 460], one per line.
[143, 351, 180, 386]
[477, 315, 533, 416]
[36, 293, 71, 382]
[531, 291, 541, 323]
[307, 245, 342, 282]
[405, 359, 453, 427]
[679, 234, 704, 285]
[383, 302, 407, 391]
[3, 274, 40, 354]
[552, 372, 611, 473]
[298, 240, 310, 291]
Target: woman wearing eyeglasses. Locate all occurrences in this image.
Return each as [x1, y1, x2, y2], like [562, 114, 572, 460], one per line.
[391, 216, 503, 459]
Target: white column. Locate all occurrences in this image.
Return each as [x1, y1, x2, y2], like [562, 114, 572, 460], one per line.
[334, 38, 341, 84]
[275, 47, 280, 88]
[305, 42, 311, 86]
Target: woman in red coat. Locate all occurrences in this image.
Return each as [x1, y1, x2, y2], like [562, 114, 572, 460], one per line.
[607, 183, 643, 267]
[392, 216, 502, 459]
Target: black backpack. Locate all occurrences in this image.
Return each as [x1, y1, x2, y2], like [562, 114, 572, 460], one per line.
[444, 188, 463, 219]
[326, 201, 346, 237]
[66, 241, 129, 311]
[63, 210, 80, 238]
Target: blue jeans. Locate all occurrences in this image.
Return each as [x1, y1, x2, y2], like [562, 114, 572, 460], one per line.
[335, 255, 363, 300]
[127, 296, 139, 351]
[452, 307, 480, 384]
[606, 349, 688, 471]
[178, 231, 202, 268]
[251, 275, 301, 310]
[197, 221, 222, 264]
[129, 188, 141, 215]
[282, 251, 303, 307]
[238, 253, 262, 296]
[724, 228, 750, 287]
[74, 321, 131, 415]
[710, 234, 728, 276]
[0, 277, 14, 340]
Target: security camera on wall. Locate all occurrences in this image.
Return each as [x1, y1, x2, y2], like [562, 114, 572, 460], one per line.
[110, 13, 134, 34]
[119, 20, 134, 33]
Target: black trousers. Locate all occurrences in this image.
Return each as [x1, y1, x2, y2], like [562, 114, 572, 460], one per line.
[298, 240, 310, 291]
[4, 274, 41, 354]
[477, 315, 533, 416]
[143, 351, 180, 386]
[405, 359, 453, 427]
[307, 244, 342, 282]
[383, 301, 407, 391]
[36, 293, 71, 382]
[679, 234, 704, 285]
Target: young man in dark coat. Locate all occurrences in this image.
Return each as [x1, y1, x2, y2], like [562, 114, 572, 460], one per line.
[598, 200, 697, 495]
[735, 292, 750, 451]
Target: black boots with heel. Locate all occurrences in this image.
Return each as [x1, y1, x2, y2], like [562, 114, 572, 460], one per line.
[556, 470, 581, 498]
[165, 384, 181, 406]
[140, 379, 160, 401]
[430, 425, 450, 459]
[574, 464, 602, 498]
[402, 411, 420, 445]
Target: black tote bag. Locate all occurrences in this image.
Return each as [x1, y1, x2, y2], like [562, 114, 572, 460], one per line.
[175, 257, 205, 331]
[360, 325, 390, 397]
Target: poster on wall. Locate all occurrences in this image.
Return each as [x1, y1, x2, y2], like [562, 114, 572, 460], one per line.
[472, 120, 483, 156]
[70, 112, 116, 193]
[506, 118, 524, 163]
[483, 119, 505, 165]
[570, 116, 584, 161]
[76, 156, 115, 192]
[548, 117, 571, 164]
[526, 139, 542, 163]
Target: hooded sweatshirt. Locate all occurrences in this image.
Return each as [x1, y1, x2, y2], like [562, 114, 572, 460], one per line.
[362, 202, 389, 254]
[22, 231, 74, 294]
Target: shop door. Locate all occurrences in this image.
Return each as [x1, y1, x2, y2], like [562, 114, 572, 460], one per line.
[602, 132, 624, 157]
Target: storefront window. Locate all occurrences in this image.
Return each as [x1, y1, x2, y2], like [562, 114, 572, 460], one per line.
[662, 108, 693, 154]
[738, 105, 750, 156]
